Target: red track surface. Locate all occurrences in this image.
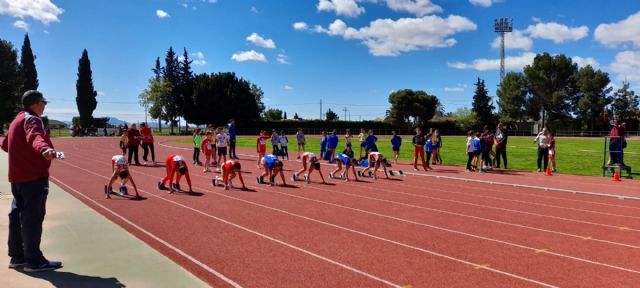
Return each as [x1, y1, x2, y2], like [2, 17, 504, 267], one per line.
[48, 136, 640, 287]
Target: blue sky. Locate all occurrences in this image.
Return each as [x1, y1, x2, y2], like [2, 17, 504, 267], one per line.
[1, 0, 639, 123]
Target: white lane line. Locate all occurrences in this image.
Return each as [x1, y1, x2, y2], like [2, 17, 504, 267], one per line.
[158, 140, 640, 230]
[49, 176, 243, 288]
[66, 147, 557, 288]
[158, 140, 640, 201]
[392, 181, 640, 220]
[55, 157, 404, 288]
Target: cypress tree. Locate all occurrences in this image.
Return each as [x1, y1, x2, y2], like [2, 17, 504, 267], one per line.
[0, 39, 20, 133]
[180, 48, 195, 126]
[163, 47, 180, 133]
[472, 77, 495, 127]
[19, 33, 38, 95]
[152, 57, 162, 81]
[76, 49, 98, 129]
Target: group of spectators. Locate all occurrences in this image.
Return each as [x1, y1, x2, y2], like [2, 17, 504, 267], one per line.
[118, 122, 156, 166]
[465, 123, 510, 173]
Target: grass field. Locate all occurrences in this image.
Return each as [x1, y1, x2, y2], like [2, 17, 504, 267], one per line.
[179, 135, 639, 177]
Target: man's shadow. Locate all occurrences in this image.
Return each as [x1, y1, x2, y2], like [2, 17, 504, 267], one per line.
[18, 270, 126, 288]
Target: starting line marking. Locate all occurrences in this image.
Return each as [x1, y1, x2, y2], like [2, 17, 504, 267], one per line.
[534, 249, 548, 254]
[473, 264, 490, 270]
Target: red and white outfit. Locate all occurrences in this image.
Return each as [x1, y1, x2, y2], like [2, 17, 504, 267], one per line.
[161, 155, 191, 188]
[369, 152, 382, 162]
[222, 160, 241, 186]
[256, 136, 267, 154]
[201, 137, 214, 157]
[301, 152, 317, 163]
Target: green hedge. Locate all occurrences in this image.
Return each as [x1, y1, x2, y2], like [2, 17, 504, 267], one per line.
[233, 119, 460, 135]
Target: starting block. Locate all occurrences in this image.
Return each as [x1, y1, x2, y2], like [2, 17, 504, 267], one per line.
[172, 183, 180, 192]
[329, 173, 346, 180]
[119, 185, 128, 195]
[292, 174, 301, 181]
[256, 176, 264, 184]
[388, 170, 405, 176]
[212, 178, 219, 187]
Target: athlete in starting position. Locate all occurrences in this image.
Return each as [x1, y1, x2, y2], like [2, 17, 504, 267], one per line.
[258, 154, 286, 186]
[360, 152, 389, 180]
[107, 155, 140, 199]
[293, 152, 326, 184]
[159, 155, 193, 193]
[330, 152, 359, 182]
[214, 160, 246, 190]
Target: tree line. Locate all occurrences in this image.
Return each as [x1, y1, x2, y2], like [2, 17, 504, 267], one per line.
[138, 47, 266, 133]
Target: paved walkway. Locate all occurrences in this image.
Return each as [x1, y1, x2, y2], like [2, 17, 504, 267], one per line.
[0, 151, 209, 288]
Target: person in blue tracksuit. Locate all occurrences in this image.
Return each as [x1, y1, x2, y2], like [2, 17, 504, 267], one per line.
[330, 149, 359, 181]
[390, 131, 402, 164]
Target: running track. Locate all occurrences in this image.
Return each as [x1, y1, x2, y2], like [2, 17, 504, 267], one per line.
[48, 136, 640, 287]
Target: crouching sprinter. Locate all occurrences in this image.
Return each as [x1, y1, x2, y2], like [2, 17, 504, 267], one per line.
[360, 152, 389, 180]
[258, 154, 286, 186]
[158, 155, 193, 193]
[107, 155, 140, 199]
[330, 153, 359, 181]
[293, 152, 326, 184]
[214, 160, 246, 190]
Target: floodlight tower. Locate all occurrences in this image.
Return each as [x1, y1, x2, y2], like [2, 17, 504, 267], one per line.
[494, 18, 513, 81]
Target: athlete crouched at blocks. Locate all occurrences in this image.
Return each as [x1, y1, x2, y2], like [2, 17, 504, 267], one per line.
[293, 152, 326, 184]
[360, 152, 389, 180]
[330, 152, 359, 182]
[258, 154, 286, 186]
[158, 155, 193, 193]
[106, 155, 140, 199]
[214, 160, 246, 190]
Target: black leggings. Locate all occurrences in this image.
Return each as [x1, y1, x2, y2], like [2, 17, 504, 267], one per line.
[466, 152, 474, 170]
[537, 147, 549, 170]
[193, 148, 200, 163]
[142, 143, 155, 162]
[495, 147, 507, 168]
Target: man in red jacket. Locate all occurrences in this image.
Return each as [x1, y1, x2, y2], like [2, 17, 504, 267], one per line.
[1, 91, 63, 272]
[126, 123, 142, 165]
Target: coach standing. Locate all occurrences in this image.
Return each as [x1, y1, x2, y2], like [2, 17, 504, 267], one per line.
[1, 91, 62, 272]
[127, 123, 142, 165]
[227, 119, 237, 160]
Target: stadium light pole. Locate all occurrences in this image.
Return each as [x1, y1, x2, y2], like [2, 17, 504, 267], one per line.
[494, 18, 513, 81]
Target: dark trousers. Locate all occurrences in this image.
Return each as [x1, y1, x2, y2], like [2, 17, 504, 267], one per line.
[537, 147, 549, 170]
[128, 145, 140, 165]
[609, 141, 623, 164]
[142, 143, 155, 162]
[193, 148, 200, 163]
[426, 151, 432, 167]
[8, 177, 49, 265]
[466, 152, 474, 170]
[229, 138, 237, 159]
[272, 145, 280, 156]
[281, 146, 289, 159]
[495, 146, 507, 168]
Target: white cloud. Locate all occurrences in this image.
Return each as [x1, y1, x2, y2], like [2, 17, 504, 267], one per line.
[491, 29, 533, 50]
[178, 51, 207, 66]
[246, 33, 276, 49]
[469, 0, 498, 7]
[382, 0, 442, 17]
[0, 0, 64, 24]
[277, 53, 290, 64]
[182, 3, 188, 8]
[308, 15, 477, 56]
[205, 0, 217, 3]
[594, 11, 640, 48]
[610, 50, 640, 82]
[97, 91, 105, 96]
[192, 51, 206, 65]
[284, 85, 294, 90]
[531, 16, 541, 23]
[317, 0, 364, 18]
[231, 50, 267, 62]
[525, 22, 589, 43]
[156, 9, 170, 18]
[251, 6, 259, 13]
[43, 29, 49, 34]
[293, 22, 308, 30]
[448, 52, 537, 71]
[571, 56, 599, 69]
[13, 19, 28, 31]
[444, 84, 467, 92]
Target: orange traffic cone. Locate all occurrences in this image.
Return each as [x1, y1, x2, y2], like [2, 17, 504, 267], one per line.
[545, 166, 552, 176]
[613, 170, 621, 182]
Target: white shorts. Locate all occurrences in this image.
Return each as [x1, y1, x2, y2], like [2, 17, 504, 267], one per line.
[548, 149, 555, 156]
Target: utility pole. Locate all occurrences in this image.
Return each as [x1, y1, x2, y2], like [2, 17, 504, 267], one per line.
[494, 18, 513, 81]
[342, 106, 348, 121]
[319, 99, 323, 120]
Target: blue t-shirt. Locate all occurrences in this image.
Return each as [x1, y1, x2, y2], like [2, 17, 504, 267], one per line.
[337, 153, 351, 166]
[472, 138, 481, 153]
[425, 139, 433, 153]
[391, 135, 402, 149]
[327, 134, 339, 149]
[263, 154, 278, 170]
[227, 123, 236, 140]
[365, 135, 378, 150]
[320, 136, 327, 150]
